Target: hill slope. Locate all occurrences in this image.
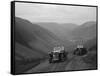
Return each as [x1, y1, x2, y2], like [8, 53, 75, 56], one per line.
[15, 17, 65, 61]
[37, 22, 78, 41]
[69, 21, 97, 40]
[15, 17, 70, 73]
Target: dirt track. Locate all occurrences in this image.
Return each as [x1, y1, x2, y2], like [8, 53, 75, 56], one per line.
[25, 53, 91, 74]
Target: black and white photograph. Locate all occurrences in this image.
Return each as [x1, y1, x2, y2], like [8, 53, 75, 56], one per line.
[11, 1, 97, 75]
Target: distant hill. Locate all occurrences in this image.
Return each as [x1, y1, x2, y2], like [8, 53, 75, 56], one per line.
[69, 21, 97, 40]
[37, 22, 78, 41]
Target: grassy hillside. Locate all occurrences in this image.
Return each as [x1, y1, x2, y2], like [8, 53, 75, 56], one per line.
[84, 37, 97, 49]
[82, 36, 97, 69]
[15, 17, 60, 56]
[15, 17, 67, 74]
[70, 21, 96, 40]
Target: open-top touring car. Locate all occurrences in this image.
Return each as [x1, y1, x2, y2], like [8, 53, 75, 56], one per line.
[73, 45, 88, 56]
[48, 46, 67, 63]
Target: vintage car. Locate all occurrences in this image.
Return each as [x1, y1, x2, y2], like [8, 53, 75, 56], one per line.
[73, 45, 88, 56]
[48, 46, 67, 63]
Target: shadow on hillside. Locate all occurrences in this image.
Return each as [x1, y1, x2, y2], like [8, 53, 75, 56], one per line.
[15, 58, 45, 74]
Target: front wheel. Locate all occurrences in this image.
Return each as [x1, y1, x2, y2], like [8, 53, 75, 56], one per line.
[49, 59, 53, 63]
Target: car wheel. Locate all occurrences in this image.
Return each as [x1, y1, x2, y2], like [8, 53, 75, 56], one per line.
[49, 59, 52, 63]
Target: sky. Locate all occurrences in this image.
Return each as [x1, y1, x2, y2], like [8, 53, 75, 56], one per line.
[15, 2, 96, 25]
